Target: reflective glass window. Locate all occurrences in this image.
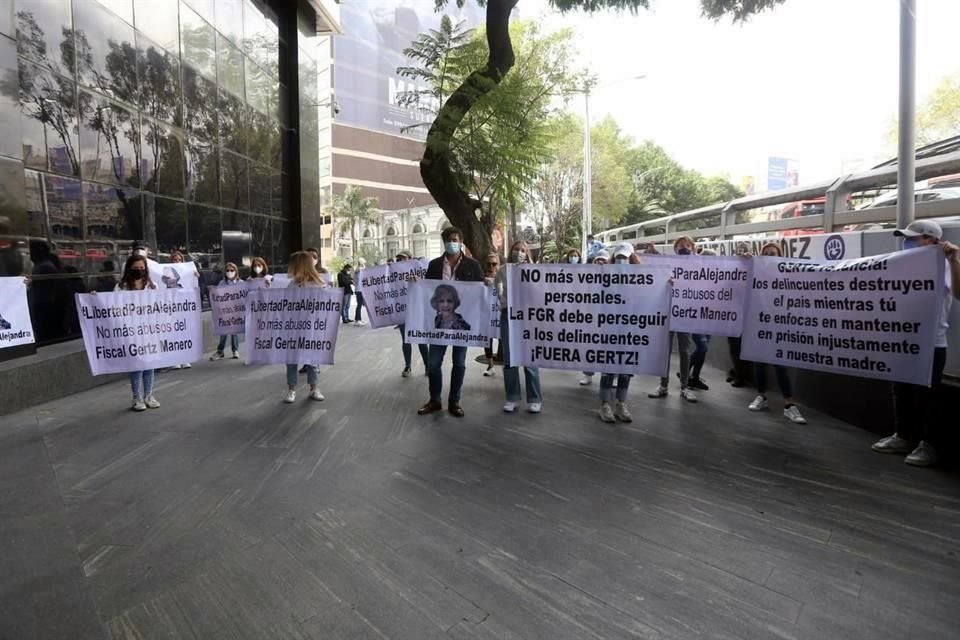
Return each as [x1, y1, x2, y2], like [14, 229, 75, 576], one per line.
[246, 108, 270, 165]
[18, 61, 80, 176]
[79, 90, 142, 188]
[16, 0, 71, 74]
[216, 34, 244, 100]
[42, 173, 84, 245]
[272, 170, 285, 218]
[249, 212, 270, 265]
[0, 157, 28, 276]
[74, 0, 137, 98]
[137, 34, 182, 127]
[217, 89, 246, 155]
[220, 207, 249, 266]
[268, 117, 280, 171]
[133, 0, 179, 55]
[186, 135, 218, 205]
[184, 0, 214, 24]
[248, 161, 270, 215]
[180, 2, 215, 81]
[0, 1, 13, 39]
[83, 182, 141, 276]
[143, 194, 186, 258]
[219, 147, 248, 212]
[214, 0, 243, 46]
[141, 117, 185, 198]
[186, 203, 220, 265]
[0, 35, 22, 159]
[271, 217, 287, 267]
[94, 0, 134, 26]
[245, 59, 276, 116]
[181, 65, 216, 142]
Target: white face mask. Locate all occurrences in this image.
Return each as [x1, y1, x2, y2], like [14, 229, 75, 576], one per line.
[135, 249, 147, 257]
[253, 266, 263, 275]
[226, 270, 237, 279]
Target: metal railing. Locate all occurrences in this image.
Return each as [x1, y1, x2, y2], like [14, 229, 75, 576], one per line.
[595, 150, 960, 244]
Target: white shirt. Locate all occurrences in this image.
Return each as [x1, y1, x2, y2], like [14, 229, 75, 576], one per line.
[442, 254, 460, 281]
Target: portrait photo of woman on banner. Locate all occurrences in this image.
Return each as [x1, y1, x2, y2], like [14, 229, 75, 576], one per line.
[431, 284, 471, 331]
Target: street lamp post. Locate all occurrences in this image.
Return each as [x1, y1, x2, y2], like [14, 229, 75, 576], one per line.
[580, 75, 645, 257]
[896, 0, 916, 235]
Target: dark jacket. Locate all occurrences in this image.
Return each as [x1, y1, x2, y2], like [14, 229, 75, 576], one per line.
[426, 253, 484, 282]
[337, 269, 354, 294]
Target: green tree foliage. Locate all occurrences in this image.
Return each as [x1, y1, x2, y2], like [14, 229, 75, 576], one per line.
[398, 17, 579, 242]
[888, 71, 960, 147]
[330, 186, 379, 258]
[426, 0, 788, 259]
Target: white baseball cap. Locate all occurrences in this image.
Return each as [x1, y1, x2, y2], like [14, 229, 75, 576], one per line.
[613, 242, 634, 259]
[593, 250, 610, 262]
[894, 220, 943, 240]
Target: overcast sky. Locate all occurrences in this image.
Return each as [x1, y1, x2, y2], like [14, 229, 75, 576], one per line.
[527, 0, 960, 186]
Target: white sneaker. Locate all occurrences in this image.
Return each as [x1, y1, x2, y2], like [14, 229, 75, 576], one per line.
[748, 395, 769, 411]
[783, 405, 806, 424]
[131, 397, 146, 411]
[402, 367, 412, 378]
[354, 320, 366, 326]
[210, 352, 225, 361]
[578, 375, 592, 386]
[181, 363, 191, 369]
[871, 434, 914, 454]
[503, 402, 517, 413]
[231, 351, 239, 359]
[598, 402, 616, 423]
[284, 390, 296, 404]
[614, 401, 632, 422]
[648, 386, 668, 399]
[483, 367, 494, 377]
[145, 395, 160, 409]
[680, 388, 697, 403]
[528, 402, 542, 414]
[309, 389, 325, 401]
[905, 441, 938, 467]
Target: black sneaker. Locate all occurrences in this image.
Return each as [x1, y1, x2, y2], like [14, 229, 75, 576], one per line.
[299, 365, 309, 373]
[688, 377, 709, 391]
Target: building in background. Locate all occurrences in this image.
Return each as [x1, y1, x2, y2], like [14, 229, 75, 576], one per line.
[0, 0, 340, 352]
[322, 1, 483, 264]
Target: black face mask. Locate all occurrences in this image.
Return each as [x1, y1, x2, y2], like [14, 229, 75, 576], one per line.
[129, 268, 146, 279]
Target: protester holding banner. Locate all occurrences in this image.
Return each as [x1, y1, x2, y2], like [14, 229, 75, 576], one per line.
[115, 255, 160, 411]
[496, 241, 542, 413]
[417, 226, 484, 418]
[649, 237, 697, 404]
[746, 242, 808, 424]
[248, 256, 272, 286]
[395, 251, 429, 378]
[483, 253, 500, 377]
[564, 249, 582, 264]
[210, 263, 242, 361]
[353, 259, 367, 326]
[871, 221, 960, 467]
[578, 249, 608, 386]
[283, 252, 328, 403]
[338, 264, 355, 324]
[686, 248, 716, 391]
[595, 244, 641, 423]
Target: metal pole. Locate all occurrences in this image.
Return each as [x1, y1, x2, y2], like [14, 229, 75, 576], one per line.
[582, 85, 592, 257]
[897, 0, 916, 234]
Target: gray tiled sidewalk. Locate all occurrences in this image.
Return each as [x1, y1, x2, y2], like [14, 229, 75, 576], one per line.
[2, 325, 959, 639]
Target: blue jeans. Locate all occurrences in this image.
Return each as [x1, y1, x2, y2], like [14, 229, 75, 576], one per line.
[755, 363, 792, 398]
[428, 344, 467, 404]
[398, 324, 429, 369]
[690, 334, 710, 379]
[354, 291, 365, 321]
[600, 374, 631, 403]
[217, 334, 239, 354]
[341, 293, 352, 321]
[129, 370, 155, 399]
[500, 309, 541, 403]
[287, 364, 317, 387]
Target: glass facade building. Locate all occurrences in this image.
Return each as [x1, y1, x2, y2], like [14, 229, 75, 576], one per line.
[0, 0, 335, 348]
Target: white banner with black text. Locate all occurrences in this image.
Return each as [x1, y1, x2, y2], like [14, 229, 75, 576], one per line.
[208, 282, 250, 336]
[741, 248, 943, 385]
[354, 259, 428, 328]
[76, 288, 203, 375]
[0, 277, 35, 349]
[244, 287, 343, 365]
[405, 280, 492, 348]
[506, 264, 674, 376]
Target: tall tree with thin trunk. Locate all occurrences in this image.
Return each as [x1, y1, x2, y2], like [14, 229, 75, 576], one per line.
[331, 186, 379, 258]
[426, 0, 788, 259]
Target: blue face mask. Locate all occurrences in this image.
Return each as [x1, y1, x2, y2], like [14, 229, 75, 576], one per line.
[569, 256, 580, 264]
[445, 242, 460, 256]
[902, 237, 921, 250]
[677, 248, 692, 255]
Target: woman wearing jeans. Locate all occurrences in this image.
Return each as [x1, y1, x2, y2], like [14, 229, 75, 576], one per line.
[210, 262, 242, 360]
[748, 243, 807, 424]
[116, 255, 159, 411]
[284, 252, 327, 403]
[495, 241, 542, 413]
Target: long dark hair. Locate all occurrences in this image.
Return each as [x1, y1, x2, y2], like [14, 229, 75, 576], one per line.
[119, 255, 153, 290]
